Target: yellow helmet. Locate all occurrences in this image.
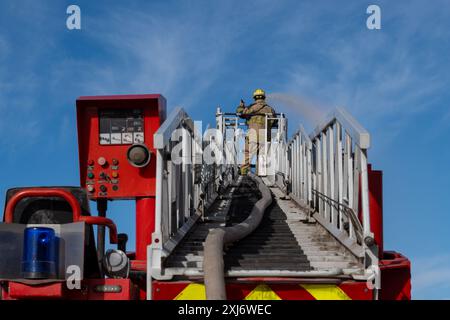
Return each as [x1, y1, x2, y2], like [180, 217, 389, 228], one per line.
[253, 88, 266, 100]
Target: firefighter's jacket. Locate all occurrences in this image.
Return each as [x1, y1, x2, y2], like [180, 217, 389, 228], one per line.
[236, 99, 276, 127]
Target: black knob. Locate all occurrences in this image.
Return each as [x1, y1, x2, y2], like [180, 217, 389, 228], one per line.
[118, 233, 128, 252]
[127, 144, 151, 168]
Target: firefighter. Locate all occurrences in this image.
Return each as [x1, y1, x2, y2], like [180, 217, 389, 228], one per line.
[236, 88, 276, 175]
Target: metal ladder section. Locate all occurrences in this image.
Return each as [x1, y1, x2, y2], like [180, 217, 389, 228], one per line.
[164, 176, 363, 278]
[148, 106, 380, 294]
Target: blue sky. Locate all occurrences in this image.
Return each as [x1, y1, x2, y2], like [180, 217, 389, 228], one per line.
[0, 0, 449, 299]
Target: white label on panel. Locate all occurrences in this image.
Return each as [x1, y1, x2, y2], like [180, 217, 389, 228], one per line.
[111, 133, 122, 144]
[122, 133, 133, 144]
[100, 134, 111, 145]
[134, 132, 144, 144]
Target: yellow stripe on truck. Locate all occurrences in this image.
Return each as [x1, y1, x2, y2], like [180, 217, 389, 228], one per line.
[300, 284, 351, 300]
[244, 284, 281, 300]
[174, 284, 206, 300]
[173, 283, 352, 300]
[174, 283, 282, 300]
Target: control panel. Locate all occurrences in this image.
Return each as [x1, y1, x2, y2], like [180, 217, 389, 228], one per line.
[76, 94, 166, 199]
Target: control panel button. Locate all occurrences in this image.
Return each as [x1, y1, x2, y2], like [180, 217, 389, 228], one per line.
[112, 159, 119, 165]
[127, 145, 151, 168]
[100, 185, 107, 192]
[87, 172, 95, 179]
[87, 185, 95, 193]
[111, 172, 119, 178]
[98, 157, 107, 166]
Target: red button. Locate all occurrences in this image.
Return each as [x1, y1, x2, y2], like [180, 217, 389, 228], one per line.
[98, 157, 107, 166]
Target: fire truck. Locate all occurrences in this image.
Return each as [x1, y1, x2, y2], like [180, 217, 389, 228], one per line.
[0, 94, 410, 300]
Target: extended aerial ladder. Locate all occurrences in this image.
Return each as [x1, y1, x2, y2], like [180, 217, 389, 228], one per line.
[148, 105, 410, 300]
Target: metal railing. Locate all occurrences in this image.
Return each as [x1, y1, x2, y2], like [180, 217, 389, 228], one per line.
[215, 108, 242, 189]
[279, 107, 380, 291]
[148, 107, 241, 286]
[309, 108, 372, 253]
[286, 126, 313, 208]
[149, 108, 217, 283]
[216, 109, 288, 178]
[262, 113, 287, 177]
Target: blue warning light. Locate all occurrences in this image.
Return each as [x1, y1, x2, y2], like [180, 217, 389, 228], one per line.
[22, 227, 58, 279]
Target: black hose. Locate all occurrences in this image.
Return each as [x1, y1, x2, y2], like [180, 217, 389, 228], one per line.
[203, 173, 272, 300]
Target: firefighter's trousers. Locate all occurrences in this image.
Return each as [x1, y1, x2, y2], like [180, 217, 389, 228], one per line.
[241, 123, 267, 175]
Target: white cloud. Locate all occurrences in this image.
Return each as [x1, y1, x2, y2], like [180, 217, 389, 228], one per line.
[1, 0, 449, 152]
[53, 3, 264, 107]
[269, 1, 450, 151]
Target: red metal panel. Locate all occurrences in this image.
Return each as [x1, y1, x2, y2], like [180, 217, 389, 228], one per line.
[224, 283, 253, 300]
[131, 197, 156, 300]
[8, 282, 64, 299]
[130, 260, 146, 271]
[368, 164, 383, 257]
[152, 280, 373, 300]
[338, 282, 373, 300]
[265, 284, 316, 300]
[136, 197, 156, 261]
[135, 197, 156, 299]
[4, 279, 137, 300]
[3, 279, 376, 300]
[153, 282, 191, 300]
[225, 279, 316, 300]
[83, 279, 136, 300]
[76, 94, 166, 200]
[380, 251, 411, 300]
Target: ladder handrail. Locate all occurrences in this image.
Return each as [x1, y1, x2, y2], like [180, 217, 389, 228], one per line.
[154, 107, 194, 149]
[309, 107, 373, 242]
[310, 107, 370, 149]
[150, 107, 210, 285]
[312, 189, 364, 243]
[277, 106, 380, 290]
